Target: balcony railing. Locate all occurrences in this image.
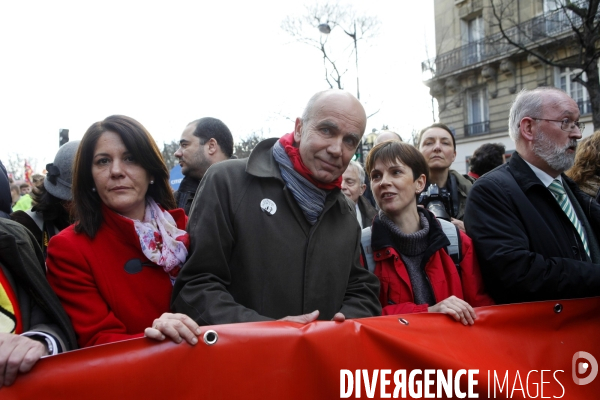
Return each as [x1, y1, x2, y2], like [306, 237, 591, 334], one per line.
[464, 121, 490, 136]
[577, 99, 592, 115]
[422, 5, 592, 79]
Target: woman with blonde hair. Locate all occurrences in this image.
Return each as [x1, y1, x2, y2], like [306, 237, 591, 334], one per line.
[567, 131, 600, 203]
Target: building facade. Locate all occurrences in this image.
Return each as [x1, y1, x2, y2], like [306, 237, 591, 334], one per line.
[423, 0, 596, 173]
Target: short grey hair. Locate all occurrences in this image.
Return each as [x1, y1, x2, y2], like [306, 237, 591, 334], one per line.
[346, 160, 366, 184]
[508, 86, 566, 143]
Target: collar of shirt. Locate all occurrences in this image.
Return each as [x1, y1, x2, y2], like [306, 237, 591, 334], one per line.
[523, 159, 563, 189]
[355, 203, 363, 229]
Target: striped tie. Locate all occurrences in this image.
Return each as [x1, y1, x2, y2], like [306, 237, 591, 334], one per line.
[548, 179, 590, 259]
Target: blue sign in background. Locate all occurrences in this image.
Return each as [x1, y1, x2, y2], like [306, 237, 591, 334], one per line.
[169, 164, 183, 191]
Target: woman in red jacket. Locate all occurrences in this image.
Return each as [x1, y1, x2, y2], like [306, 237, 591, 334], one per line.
[365, 141, 493, 325]
[47, 115, 200, 348]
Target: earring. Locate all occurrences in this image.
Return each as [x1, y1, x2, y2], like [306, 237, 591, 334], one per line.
[92, 187, 96, 192]
[150, 180, 154, 184]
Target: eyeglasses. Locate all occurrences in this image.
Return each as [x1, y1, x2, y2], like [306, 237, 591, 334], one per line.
[532, 118, 585, 132]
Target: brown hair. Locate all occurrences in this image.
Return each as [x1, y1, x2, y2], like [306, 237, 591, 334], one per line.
[566, 130, 600, 185]
[417, 122, 456, 150]
[365, 141, 429, 184]
[72, 115, 175, 238]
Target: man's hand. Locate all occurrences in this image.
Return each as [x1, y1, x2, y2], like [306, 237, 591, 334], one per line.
[428, 295, 477, 325]
[279, 310, 320, 324]
[332, 312, 345, 322]
[450, 218, 466, 232]
[144, 313, 201, 345]
[0, 333, 48, 388]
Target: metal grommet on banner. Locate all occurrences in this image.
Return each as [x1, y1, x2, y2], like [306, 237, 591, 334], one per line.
[554, 303, 563, 313]
[398, 318, 409, 326]
[203, 330, 218, 345]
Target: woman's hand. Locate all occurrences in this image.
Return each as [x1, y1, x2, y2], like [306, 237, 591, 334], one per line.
[428, 296, 477, 325]
[144, 313, 201, 345]
[451, 218, 466, 232]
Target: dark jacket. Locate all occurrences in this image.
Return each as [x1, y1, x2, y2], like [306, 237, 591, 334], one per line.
[0, 218, 77, 351]
[174, 176, 200, 215]
[464, 152, 600, 304]
[172, 138, 381, 325]
[10, 210, 43, 250]
[372, 208, 493, 315]
[357, 195, 377, 228]
[0, 160, 12, 218]
[449, 169, 472, 220]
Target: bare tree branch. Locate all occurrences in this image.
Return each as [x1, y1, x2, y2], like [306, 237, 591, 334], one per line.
[366, 109, 380, 119]
[281, 1, 379, 92]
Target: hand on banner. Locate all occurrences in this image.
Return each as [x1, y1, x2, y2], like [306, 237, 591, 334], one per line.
[279, 310, 320, 324]
[428, 296, 477, 325]
[0, 333, 48, 388]
[144, 313, 201, 345]
[451, 218, 466, 232]
[332, 313, 345, 322]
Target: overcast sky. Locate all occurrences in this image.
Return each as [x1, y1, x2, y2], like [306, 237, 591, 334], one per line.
[0, 0, 435, 175]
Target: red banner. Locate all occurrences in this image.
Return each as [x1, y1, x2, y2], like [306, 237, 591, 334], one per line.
[3, 297, 599, 399]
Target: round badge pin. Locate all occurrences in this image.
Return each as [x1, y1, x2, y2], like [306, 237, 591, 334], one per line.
[260, 199, 277, 215]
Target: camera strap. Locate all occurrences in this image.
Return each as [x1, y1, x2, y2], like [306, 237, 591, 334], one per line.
[448, 173, 460, 218]
[437, 218, 462, 275]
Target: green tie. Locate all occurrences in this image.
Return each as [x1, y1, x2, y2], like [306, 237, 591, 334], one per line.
[548, 179, 590, 259]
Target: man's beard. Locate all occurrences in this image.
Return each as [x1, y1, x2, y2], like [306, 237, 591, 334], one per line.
[532, 129, 577, 173]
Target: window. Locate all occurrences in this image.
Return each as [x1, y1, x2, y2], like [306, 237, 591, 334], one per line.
[542, 0, 573, 35]
[462, 15, 484, 65]
[543, 0, 562, 13]
[555, 67, 591, 115]
[465, 88, 489, 136]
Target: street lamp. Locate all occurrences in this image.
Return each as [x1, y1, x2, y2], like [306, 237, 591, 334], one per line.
[317, 22, 360, 100]
[318, 21, 363, 162]
[317, 23, 331, 34]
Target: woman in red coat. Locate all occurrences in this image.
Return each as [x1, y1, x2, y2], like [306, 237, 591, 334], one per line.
[47, 115, 200, 348]
[365, 141, 493, 325]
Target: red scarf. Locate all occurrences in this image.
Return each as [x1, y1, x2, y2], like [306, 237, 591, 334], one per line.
[467, 171, 480, 179]
[278, 133, 342, 190]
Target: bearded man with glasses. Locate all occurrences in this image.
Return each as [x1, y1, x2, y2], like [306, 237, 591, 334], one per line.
[464, 86, 600, 304]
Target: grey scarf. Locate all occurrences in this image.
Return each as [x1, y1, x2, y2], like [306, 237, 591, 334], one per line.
[272, 141, 327, 225]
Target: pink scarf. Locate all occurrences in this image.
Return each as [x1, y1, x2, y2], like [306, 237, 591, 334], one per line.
[132, 199, 189, 283]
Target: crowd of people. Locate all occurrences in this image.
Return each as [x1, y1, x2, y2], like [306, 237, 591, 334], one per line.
[0, 86, 599, 388]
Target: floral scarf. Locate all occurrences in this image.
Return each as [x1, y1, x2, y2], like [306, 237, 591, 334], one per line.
[132, 198, 189, 284]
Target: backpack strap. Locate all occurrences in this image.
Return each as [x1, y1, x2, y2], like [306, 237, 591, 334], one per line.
[362, 220, 463, 275]
[437, 218, 462, 274]
[360, 227, 376, 273]
[25, 209, 44, 231]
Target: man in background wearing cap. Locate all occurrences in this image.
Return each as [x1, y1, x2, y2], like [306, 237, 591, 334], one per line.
[174, 117, 234, 215]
